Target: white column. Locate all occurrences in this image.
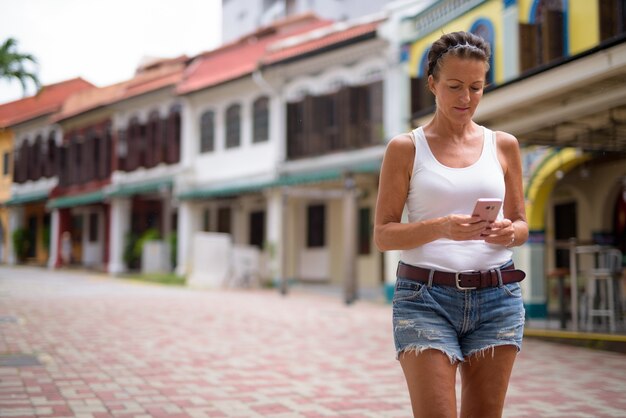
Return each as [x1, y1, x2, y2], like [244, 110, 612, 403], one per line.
[343, 179, 358, 304]
[108, 198, 131, 275]
[7, 206, 23, 265]
[179, 97, 195, 168]
[176, 200, 197, 277]
[502, 4, 520, 82]
[265, 189, 284, 284]
[47, 209, 59, 269]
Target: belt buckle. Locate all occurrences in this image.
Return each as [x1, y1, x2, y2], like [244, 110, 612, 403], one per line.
[455, 270, 477, 290]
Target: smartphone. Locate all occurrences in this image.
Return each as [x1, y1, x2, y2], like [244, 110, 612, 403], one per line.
[472, 198, 503, 222]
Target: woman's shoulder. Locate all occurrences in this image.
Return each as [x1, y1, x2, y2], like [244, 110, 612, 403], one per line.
[493, 130, 520, 151]
[383, 132, 417, 169]
[387, 131, 417, 152]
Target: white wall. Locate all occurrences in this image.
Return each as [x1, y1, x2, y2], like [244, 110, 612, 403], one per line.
[187, 78, 281, 184]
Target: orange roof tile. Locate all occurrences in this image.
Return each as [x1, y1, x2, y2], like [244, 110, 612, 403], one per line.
[261, 19, 382, 66]
[0, 78, 94, 128]
[177, 14, 333, 95]
[53, 82, 127, 122]
[54, 56, 188, 122]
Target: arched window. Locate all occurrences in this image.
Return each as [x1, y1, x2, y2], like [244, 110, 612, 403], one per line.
[520, 0, 566, 72]
[252, 97, 269, 143]
[45, 131, 57, 178]
[145, 111, 161, 167]
[599, 0, 626, 41]
[200, 110, 215, 152]
[225, 104, 241, 149]
[410, 47, 435, 118]
[166, 105, 181, 164]
[470, 19, 495, 85]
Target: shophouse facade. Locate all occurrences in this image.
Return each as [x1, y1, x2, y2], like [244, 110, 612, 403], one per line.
[45, 57, 188, 272]
[0, 78, 94, 266]
[393, 0, 626, 320]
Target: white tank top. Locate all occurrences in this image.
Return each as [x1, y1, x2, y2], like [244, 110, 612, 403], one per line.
[400, 126, 512, 272]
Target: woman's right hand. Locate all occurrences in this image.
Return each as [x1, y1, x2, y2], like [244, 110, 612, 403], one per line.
[441, 215, 488, 241]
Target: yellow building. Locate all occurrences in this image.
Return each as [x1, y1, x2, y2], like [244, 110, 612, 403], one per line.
[399, 0, 626, 327]
[0, 78, 94, 265]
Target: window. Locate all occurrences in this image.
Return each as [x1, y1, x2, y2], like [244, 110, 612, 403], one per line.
[217, 207, 232, 234]
[470, 20, 495, 85]
[202, 208, 211, 232]
[358, 207, 371, 255]
[249, 210, 265, 249]
[225, 104, 241, 148]
[2, 152, 9, 176]
[46, 131, 56, 178]
[89, 213, 98, 243]
[307, 204, 325, 248]
[200, 111, 215, 152]
[519, 0, 565, 72]
[286, 81, 384, 159]
[252, 97, 269, 143]
[599, 0, 626, 41]
[166, 106, 181, 164]
[146, 111, 161, 167]
[410, 48, 436, 118]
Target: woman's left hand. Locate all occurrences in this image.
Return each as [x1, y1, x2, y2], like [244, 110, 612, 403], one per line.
[482, 218, 515, 247]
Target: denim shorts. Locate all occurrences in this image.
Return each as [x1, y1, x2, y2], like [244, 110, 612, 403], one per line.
[392, 261, 525, 363]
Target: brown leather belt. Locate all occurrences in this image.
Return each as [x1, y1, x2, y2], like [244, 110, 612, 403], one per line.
[397, 262, 526, 290]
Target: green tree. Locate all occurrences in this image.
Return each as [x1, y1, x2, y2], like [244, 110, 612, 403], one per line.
[0, 37, 40, 96]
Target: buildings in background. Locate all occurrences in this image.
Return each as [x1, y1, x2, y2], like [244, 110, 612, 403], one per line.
[221, 0, 397, 43]
[0, 0, 624, 320]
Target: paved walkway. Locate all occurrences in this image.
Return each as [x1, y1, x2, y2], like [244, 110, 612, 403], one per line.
[0, 266, 624, 418]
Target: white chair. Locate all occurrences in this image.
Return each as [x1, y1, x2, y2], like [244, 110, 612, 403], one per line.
[585, 249, 623, 333]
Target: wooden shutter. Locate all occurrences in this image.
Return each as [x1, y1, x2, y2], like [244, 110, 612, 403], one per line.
[167, 110, 181, 164]
[519, 23, 538, 72]
[337, 87, 351, 151]
[302, 95, 316, 158]
[286, 102, 297, 159]
[144, 118, 154, 168]
[97, 132, 107, 179]
[369, 81, 384, 145]
[600, 0, 616, 40]
[543, 9, 564, 63]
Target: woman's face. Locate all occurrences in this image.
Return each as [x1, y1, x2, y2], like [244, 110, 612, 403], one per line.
[428, 55, 486, 123]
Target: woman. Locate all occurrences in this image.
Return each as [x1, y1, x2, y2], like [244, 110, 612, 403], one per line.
[374, 31, 528, 418]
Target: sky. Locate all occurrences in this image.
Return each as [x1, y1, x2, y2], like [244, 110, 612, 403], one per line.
[0, 0, 222, 104]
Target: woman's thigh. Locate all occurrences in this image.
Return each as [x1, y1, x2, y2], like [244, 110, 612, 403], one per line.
[400, 349, 458, 418]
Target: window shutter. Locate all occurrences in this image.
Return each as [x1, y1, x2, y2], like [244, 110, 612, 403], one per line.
[519, 23, 537, 72]
[337, 87, 351, 151]
[170, 110, 181, 163]
[543, 9, 564, 63]
[303, 95, 316, 157]
[369, 81, 384, 145]
[286, 102, 298, 159]
[600, 0, 617, 40]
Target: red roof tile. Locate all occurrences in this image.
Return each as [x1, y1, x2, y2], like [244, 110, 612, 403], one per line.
[177, 14, 333, 95]
[261, 19, 382, 66]
[0, 78, 94, 128]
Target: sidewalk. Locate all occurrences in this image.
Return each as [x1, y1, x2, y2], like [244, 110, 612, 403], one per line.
[0, 266, 625, 417]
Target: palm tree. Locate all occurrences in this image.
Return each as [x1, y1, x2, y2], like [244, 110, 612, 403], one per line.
[0, 37, 40, 96]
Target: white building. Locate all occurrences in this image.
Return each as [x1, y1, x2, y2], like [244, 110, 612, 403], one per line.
[222, 0, 395, 43]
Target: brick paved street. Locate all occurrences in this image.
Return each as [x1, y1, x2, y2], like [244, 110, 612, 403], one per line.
[0, 266, 625, 418]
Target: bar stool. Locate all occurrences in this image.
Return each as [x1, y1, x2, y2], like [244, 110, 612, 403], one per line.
[585, 249, 622, 333]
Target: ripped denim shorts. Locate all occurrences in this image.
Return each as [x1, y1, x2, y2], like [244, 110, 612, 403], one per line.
[392, 261, 525, 363]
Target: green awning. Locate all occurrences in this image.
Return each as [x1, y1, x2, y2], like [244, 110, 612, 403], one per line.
[179, 178, 276, 200]
[3, 191, 48, 206]
[179, 159, 381, 201]
[47, 191, 105, 209]
[107, 179, 173, 198]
